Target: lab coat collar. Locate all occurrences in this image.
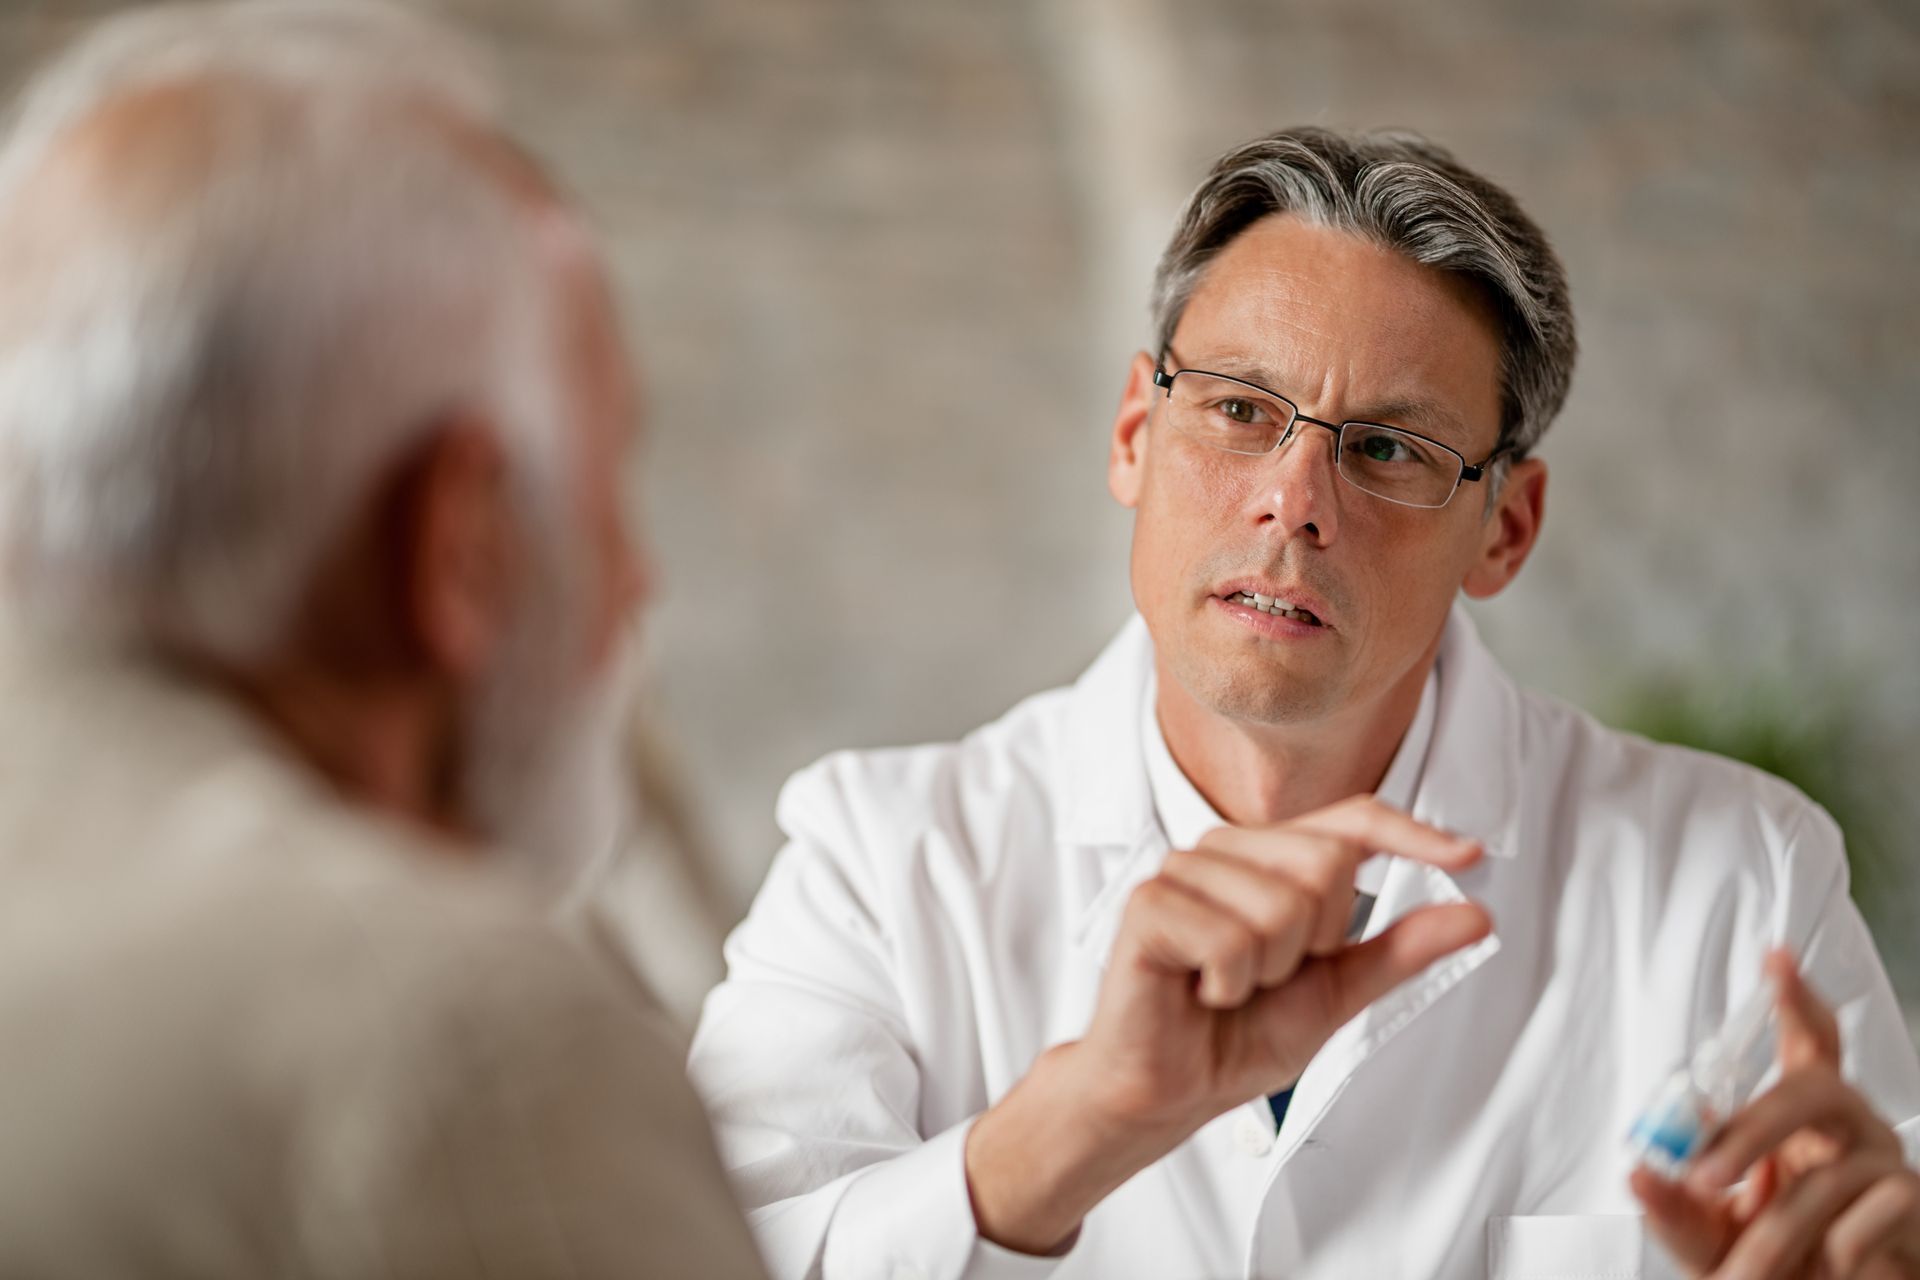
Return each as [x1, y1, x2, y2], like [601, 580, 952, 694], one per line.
[1412, 604, 1525, 863]
[1054, 613, 1162, 851]
[1053, 615, 1171, 959]
[1061, 603, 1523, 959]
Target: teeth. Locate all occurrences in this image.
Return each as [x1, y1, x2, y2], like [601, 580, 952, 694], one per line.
[1228, 591, 1320, 624]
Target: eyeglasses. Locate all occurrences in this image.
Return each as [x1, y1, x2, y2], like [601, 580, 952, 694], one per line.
[1151, 359, 1510, 510]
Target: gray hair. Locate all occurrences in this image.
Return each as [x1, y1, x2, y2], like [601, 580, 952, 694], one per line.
[1149, 127, 1576, 460]
[0, 1, 573, 661]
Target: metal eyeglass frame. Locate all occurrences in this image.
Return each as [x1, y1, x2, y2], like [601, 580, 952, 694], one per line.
[1150, 358, 1512, 509]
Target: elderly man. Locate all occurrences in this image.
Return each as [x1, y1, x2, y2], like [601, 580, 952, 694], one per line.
[0, 4, 765, 1276]
[690, 128, 1920, 1278]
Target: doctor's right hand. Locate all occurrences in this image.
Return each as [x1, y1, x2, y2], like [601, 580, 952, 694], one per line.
[964, 795, 1492, 1256]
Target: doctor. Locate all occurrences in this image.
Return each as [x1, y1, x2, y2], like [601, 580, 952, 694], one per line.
[690, 127, 1920, 1278]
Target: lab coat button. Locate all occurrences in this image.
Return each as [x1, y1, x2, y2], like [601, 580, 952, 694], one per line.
[1233, 1112, 1274, 1157]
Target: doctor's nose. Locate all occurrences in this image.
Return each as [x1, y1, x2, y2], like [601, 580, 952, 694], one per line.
[1257, 417, 1342, 545]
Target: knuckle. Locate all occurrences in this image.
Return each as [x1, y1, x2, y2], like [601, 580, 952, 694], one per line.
[1810, 997, 1842, 1035]
[1265, 905, 1310, 944]
[1781, 1060, 1840, 1102]
[1248, 886, 1306, 937]
[1800, 1159, 1847, 1198]
[1316, 794, 1374, 825]
[1194, 928, 1257, 978]
[1179, 831, 1218, 858]
[1126, 876, 1176, 918]
[1311, 834, 1359, 865]
[1823, 1235, 1865, 1276]
[1277, 835, 1355, 885]
[1309, 842, 1359, 888]
[1208, 919, 1257, 964]
[1737, 1216, 1795, 1272]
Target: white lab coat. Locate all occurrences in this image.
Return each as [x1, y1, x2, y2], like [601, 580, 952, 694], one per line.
[690, 607, 1920, 1280]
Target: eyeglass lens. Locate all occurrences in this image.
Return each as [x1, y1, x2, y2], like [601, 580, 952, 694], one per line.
[1160, 370, 1463, 508]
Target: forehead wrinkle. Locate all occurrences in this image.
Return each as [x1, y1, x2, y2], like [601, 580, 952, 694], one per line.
[1338, 396, 1468, 440]
[1169, 214, 1504, 451]
[1170, 348, 1470, 442]
[1179, 266, 1449, 415]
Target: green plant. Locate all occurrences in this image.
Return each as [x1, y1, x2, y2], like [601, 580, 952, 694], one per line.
[1608, 675, 1904, 924]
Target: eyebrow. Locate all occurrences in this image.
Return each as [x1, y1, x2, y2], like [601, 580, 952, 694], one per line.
[1173, 352, 1474, 443]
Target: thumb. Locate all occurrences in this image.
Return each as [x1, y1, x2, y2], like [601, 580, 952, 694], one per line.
[1630, 1167, 1731, 1274]
[1310, 901, 1492, 1031]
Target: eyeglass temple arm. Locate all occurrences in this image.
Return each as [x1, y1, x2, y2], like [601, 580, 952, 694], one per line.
[1460, 446, 1518, 484]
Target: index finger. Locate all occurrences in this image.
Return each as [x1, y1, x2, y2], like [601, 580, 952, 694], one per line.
[1292, 795, 1484, 872]
[1686, 1068, 1898, 1195]
[1766, 948, 1841, 1071]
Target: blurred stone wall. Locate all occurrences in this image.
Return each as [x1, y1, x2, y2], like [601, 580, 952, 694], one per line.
[3, 0, 1915, 1008]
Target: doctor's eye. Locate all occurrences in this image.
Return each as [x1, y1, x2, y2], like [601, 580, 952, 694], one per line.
[1210, 396, 1287, 428]
[1355, 431, 1413, 463]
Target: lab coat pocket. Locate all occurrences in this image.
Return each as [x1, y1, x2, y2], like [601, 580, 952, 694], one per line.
[1486, 1214, 1645, 1280]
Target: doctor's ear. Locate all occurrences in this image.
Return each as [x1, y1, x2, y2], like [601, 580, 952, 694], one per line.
[1107, 351, 1160, 509]
[1461, 457, 1547, 600]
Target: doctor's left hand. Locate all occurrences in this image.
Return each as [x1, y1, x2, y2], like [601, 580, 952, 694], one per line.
[1631, 950, 1920, 1278]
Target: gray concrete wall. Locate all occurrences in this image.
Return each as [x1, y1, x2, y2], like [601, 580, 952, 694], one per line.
[3, 0, 1915, 1010]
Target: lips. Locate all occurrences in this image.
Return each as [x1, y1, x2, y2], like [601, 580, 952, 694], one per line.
[1212, 577, 1335, 629]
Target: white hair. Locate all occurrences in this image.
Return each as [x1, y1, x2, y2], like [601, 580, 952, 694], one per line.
[0, 0, 573, 661]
